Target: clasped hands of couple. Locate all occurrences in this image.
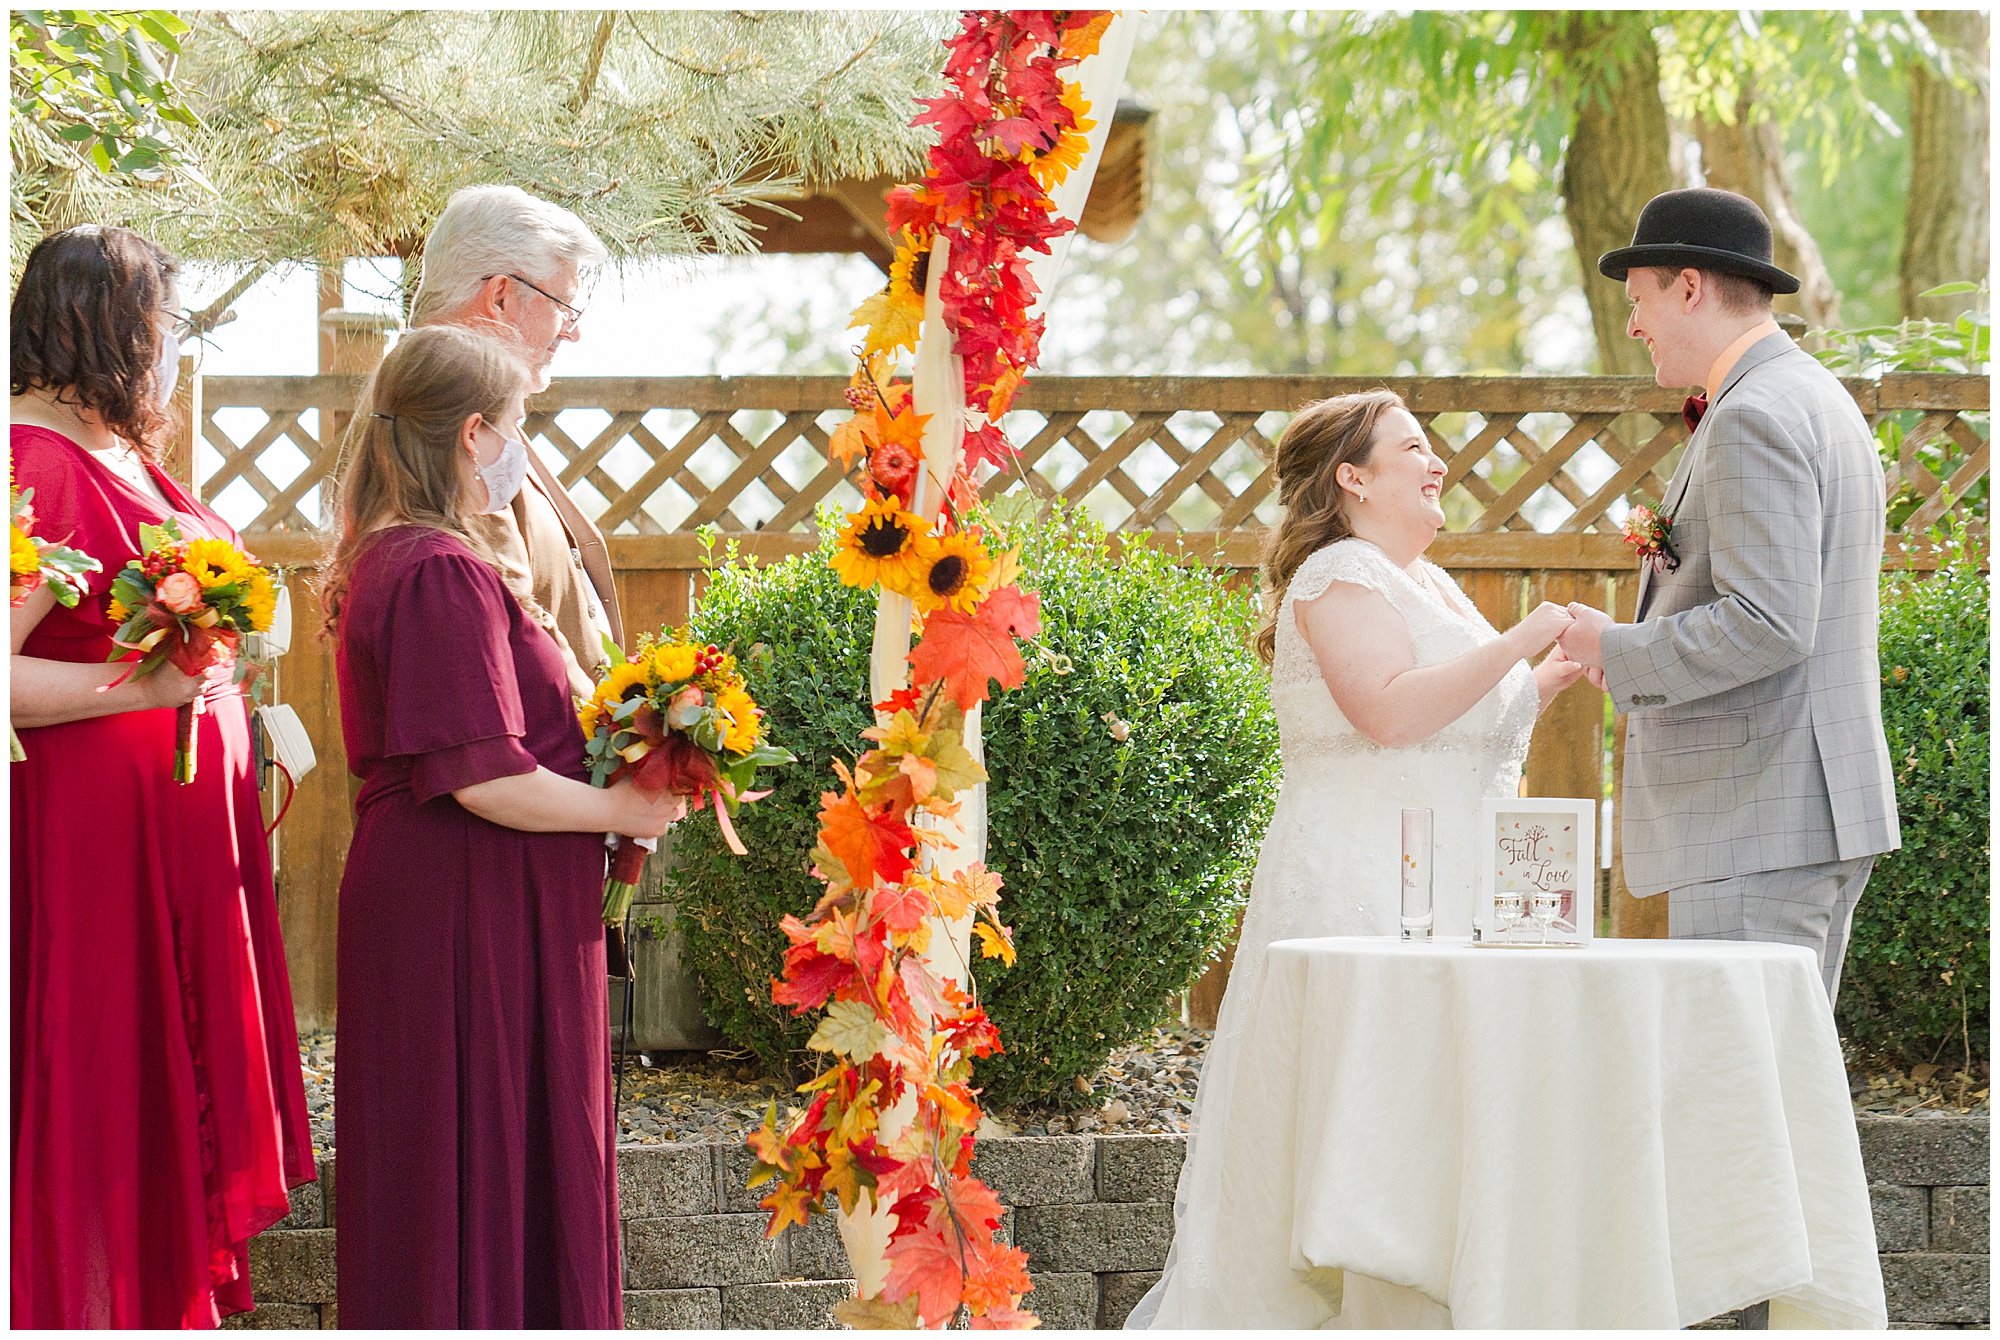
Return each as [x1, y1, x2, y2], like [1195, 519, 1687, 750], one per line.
[1518, 601, 1613, 697]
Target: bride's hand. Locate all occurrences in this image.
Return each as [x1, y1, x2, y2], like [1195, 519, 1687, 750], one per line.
[1508, 602, 1575, 658]
[1535, 642, 1588, 709]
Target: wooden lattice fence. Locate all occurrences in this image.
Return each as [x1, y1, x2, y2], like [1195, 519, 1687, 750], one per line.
[172, 371, 1989, 1028]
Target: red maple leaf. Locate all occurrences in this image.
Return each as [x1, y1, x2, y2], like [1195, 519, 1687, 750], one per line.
[819, 791, 916, 889]
[888, 1183, 941, 1242]
[978, 584, 1041, 639]
[873, 881, 933, 934]
[943, 1005, 1004, 1058]
[771, 945, 851, 1014]
[873, 686, 924, 719]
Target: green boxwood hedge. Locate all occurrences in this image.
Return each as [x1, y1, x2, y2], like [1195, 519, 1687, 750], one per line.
[1836, 537, 1989, 1064]
[664, 508, 1278, 1108]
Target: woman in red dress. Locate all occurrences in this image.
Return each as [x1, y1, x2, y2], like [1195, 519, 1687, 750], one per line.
[10, 226, 316, 1326]
[321, 325, 680, 1327]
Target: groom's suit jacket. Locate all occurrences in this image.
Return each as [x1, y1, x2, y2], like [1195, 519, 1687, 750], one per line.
[1601, 331, 1901, 896]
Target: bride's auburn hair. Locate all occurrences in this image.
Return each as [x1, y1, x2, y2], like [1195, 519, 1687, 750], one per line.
[1254, 388, 1409, 666]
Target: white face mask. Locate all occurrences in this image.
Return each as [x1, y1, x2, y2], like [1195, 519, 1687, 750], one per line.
[153, 327, 180, 406]
[472, 420, 530, 514]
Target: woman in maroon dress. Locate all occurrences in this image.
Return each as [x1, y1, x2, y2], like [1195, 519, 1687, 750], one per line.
[321, 325, 680, 1328]
[10, 226, 316, 1326]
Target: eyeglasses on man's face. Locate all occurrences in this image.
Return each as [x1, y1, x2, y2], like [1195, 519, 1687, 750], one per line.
[487, 273, 586, 329]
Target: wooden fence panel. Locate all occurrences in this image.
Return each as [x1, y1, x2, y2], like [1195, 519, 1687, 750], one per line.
[191, 373, 1984, 1026]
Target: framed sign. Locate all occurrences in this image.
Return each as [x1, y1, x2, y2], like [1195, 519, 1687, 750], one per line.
[1473, 797, 1595, 947]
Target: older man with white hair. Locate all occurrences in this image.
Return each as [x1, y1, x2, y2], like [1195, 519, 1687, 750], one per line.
[411, 183, 622, 696]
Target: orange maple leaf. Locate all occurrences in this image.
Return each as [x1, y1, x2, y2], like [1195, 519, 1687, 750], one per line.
[760, 1178, 819, 1236]
[819, 791, 916, 889]
[934, 865, 1003, 919]
[907, 604, 1026, 709]
[968, 1301, 1041, 1329]
[1059, 11, 1115, 59]
[828, 414, 877, 469]
[943, 1173, 1007, 1237]
[882, 1220, 966, 1326]
[961, 1238, 1034, 1315]
[972, 918, 1017, 967]
[875, 402, 931, 450]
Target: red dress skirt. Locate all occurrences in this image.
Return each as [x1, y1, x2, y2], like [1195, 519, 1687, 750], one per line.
[333, 526, 620, 1328]
[10, 425, 315, 1328]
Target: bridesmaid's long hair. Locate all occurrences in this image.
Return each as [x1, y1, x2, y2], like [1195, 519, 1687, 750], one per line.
[1254, 389, 1408, 666]
[317, 325, 529, 635]
[10, 224, 182, 461]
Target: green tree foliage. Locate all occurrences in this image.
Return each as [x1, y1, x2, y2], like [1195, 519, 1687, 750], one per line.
[16, 10, 953, 274]
[1046, 11, 1589, 376]
[10, 9, 206, 266]
[1838, 532, 1989, 1065]
[1212, 11, 1948, 368]
[666, 509, 1277, 1108]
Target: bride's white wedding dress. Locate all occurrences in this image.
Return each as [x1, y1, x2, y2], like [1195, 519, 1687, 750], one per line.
[1127, 536, 1538, 1330]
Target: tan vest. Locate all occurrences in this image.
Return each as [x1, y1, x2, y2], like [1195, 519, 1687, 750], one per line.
[464, 450, 623, 699]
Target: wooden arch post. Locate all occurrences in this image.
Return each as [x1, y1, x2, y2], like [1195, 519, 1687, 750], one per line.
[834, 10, 1140, 1308]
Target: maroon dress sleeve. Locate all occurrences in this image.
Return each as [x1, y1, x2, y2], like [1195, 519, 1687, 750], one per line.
[375, 548, 540, 805]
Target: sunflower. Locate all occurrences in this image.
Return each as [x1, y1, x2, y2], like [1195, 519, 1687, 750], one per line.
[831, 495, 930, 595]
[910, 531, 994, 615]
[577, 698, 604, 740]
[651, 642, 699, 685]
[715, 683, 761, 755]
[182, 537, 255, 590]
[590, 660, 654, 712]
[10, 524, 39, 577]
[240, 568, 278, 632]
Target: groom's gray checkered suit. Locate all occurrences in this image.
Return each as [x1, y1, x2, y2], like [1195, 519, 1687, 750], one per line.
[1601, 331, 1901, 993]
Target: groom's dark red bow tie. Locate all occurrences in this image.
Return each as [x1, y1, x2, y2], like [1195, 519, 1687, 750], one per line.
[1683, 394, 1708, 432]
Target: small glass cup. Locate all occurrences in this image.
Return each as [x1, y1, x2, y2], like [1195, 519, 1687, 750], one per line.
[1400, 808, 1433, 942]
[1494, 891, 1526, 941]
[1530, 889, 1563, 944]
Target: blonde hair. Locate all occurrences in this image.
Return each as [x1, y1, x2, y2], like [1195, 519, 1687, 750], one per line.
[317, 325, 531, 635]
[1254, 389, 1409, 666]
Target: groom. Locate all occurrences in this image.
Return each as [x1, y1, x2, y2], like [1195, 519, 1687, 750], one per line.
[1556, 188, 1900, 1001]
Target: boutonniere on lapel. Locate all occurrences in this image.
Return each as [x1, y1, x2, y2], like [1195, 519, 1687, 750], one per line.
[1621, 501, 1681, 574]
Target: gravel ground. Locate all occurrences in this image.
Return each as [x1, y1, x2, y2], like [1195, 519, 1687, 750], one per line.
[292, 1023, 1987, 1159]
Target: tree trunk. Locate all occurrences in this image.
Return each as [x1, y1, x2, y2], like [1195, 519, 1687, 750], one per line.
[1903, 10, 1990, 320]
[1559, 18, 1677, 377]
[1695, 91, 1843, 329]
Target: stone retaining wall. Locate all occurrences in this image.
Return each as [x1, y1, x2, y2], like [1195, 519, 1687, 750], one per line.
[229, 1117, 1987, 1330]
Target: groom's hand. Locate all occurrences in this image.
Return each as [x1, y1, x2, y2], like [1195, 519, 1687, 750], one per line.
[1559, 603, 1613, 686]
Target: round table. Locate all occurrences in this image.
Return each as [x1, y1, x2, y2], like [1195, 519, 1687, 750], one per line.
[1206, 936, 1885, 1329]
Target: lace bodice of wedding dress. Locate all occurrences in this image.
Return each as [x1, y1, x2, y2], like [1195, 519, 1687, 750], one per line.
[1129, 537, 1538, 1331]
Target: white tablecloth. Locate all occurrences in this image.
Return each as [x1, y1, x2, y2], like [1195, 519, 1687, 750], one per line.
[1210, 937, 1886, 1329]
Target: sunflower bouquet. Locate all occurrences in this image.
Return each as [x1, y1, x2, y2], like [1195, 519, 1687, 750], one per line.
[11, 482, 103, 760]
[102, 518, 277, 783]
[10, 484, 99, 610]
[579, 627, 794, 925]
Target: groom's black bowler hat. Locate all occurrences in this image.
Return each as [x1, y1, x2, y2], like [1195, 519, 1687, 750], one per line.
[1597, 187, 1801, 294]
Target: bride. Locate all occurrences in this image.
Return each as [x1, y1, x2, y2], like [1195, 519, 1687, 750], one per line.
[1127, 389, 1583, 1330]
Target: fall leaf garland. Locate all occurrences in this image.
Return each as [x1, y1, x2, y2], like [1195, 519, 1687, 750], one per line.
[748, 11, 1110, 1330]
[843, 9, 1111, 478]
